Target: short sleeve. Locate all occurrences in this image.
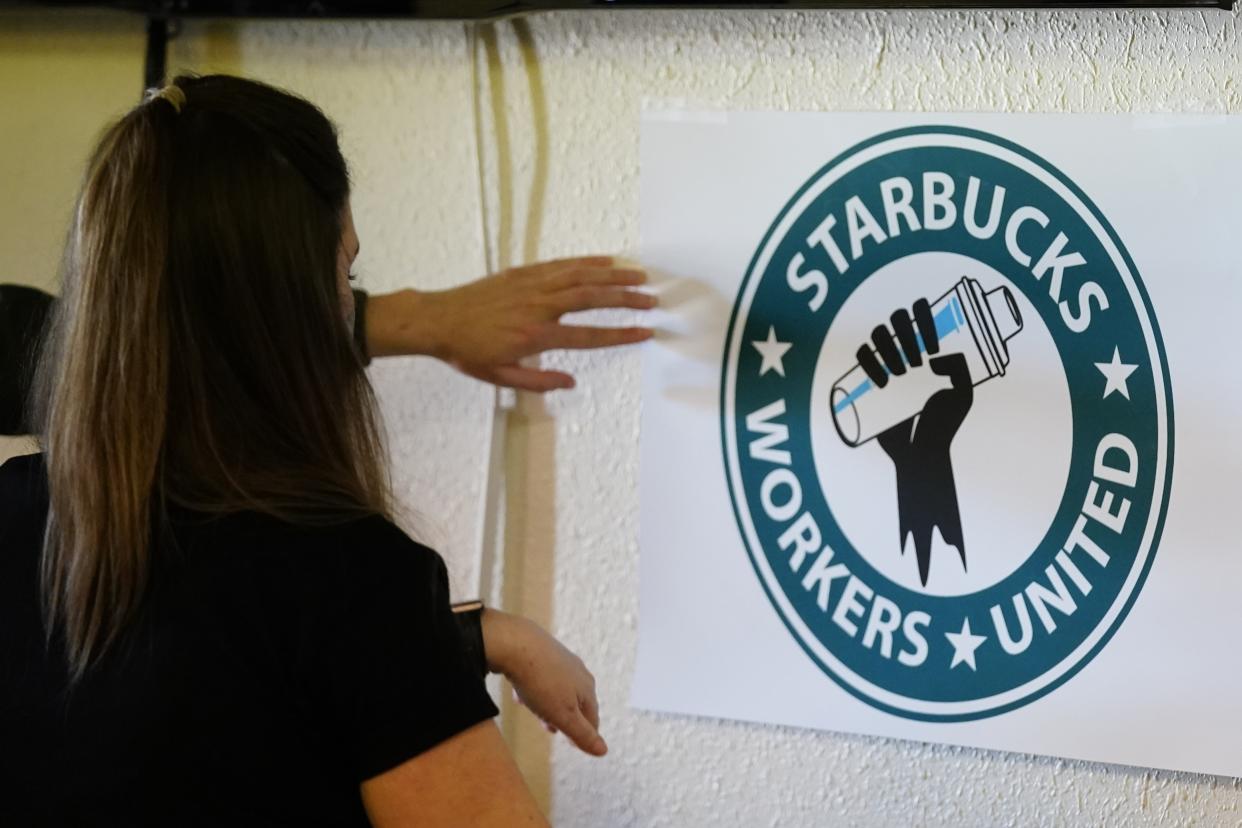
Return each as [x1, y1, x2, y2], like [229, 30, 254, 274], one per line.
[0, 284, 55, 435]
[318, 518, 499, 782]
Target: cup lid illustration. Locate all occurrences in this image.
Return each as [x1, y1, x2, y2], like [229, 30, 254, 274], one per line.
[985, 285, 1023, 344]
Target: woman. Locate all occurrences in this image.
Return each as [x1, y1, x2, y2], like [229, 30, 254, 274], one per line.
[0, 74, 653, 826]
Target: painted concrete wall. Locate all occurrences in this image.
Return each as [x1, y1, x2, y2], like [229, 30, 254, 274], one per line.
[471, 11, 1242, 826]
[0, 11, 146, 292]
[2, 6, 1241, 825]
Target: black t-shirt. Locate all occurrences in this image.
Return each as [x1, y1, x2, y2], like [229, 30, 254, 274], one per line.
[0, 284, 54, 434]
[0, 452, 499, 827]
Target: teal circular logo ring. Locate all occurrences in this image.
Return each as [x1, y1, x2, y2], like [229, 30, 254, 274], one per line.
[721, 126, 1173, 721]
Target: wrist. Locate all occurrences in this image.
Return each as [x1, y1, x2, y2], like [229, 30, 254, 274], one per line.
[480, 607, 536, 678]
[364, 288, 446, 359]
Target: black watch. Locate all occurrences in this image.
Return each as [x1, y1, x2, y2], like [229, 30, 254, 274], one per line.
[451, 600, 488, 679]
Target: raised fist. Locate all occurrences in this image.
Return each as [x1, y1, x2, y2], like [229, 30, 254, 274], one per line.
[853, 297, 973, 587]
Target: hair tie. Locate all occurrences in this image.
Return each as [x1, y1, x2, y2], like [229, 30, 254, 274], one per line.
[145, 84, 186, 114]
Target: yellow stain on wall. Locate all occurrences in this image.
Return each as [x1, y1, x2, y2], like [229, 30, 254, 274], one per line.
[0, 11, 146, 291]
[169, 20, 241, 78]
[0, 11, 241, 293]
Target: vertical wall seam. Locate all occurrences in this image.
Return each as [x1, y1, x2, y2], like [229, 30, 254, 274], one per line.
[506, 18, 559, 817]
[467, 21, 508, 611]
[513, 17, 549, 266]
[481, 22, 514, 271]
[470, 17, 559, 814]
[468, 21, 496, 278]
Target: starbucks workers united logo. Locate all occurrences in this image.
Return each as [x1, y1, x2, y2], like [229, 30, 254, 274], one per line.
[721, 127, 1173, 721]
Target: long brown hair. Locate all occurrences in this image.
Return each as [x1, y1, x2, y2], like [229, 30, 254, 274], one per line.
[33, 74, 391, 680]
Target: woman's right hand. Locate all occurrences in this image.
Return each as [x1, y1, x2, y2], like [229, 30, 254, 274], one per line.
[481, 608, 607, 757]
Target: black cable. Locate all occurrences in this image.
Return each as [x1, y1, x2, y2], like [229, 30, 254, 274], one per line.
[143, 14, 167, 94]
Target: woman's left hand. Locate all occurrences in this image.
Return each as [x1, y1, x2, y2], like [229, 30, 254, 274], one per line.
[363, 256, 656, 392]
[481, 609, 607, 757]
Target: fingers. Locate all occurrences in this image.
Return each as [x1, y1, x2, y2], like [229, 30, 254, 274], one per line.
[559, 708, 607, 757]
[871, 324, 906, 377]
[890, 309, 922, 368]
[527, 255, 616, 274]
[913, 298, 938, 355]
[927, 352, 975, 420]
[929, 352, 972, 388]
[547, 266, 648, 291]
[577, 663, 603, 751]
[540, 325, 654, 352]
[860, 297, 936, 387]
[581, 684, 600, 732]
[485, 364, 576, 392]
[551, 285, 658, 315]
[857, 343, 887, 387]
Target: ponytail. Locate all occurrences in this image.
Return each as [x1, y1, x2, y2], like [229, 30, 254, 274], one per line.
[35, 89, 178, 679]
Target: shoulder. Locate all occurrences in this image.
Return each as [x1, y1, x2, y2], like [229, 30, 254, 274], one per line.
[0, 283, 55, 319]
[0, 452, 48, 581]
[0, 450, 47, 525]
[172, 510, 448, 599]
[310, 515, 447, 594]
[0, 285, 53, 363]
[173, 506, 424, 554]
[0, 449, 46, 489]
[234, 512, 437, 569]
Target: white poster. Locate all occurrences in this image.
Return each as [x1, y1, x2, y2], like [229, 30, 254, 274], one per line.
[633, 110, 1242, 777]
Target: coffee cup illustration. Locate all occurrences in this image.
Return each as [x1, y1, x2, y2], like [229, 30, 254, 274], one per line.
[830, 277, 1023, 448]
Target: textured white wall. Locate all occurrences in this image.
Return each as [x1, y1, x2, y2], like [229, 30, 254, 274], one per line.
[0, 11, 146, 292]
[470, 9, 1242, 827]
[4, 6, 1242, 826]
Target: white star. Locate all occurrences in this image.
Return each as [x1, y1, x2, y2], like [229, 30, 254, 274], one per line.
[945, 617, 987, 671]
[752, 326, 792, 377]
[1095, 347, 1139, 401]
